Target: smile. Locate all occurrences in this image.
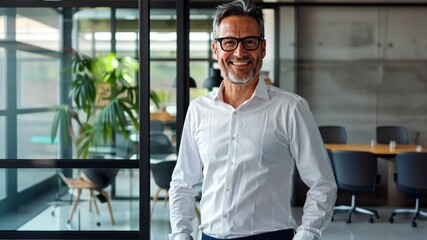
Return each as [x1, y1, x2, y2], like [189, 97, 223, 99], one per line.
[230, 61, 251, 66]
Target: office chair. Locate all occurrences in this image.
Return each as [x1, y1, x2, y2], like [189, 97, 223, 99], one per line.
[376, 126, 409, 144]
[319, 126, 347, 144]
[60, 168, 119, 226]
[332, 151, 380, 223]
[150, 160, 201, 221]
[150, 160, 177, 215]
[150, 132, 176, 155]
[389, 152, 427, 227]
[150, 119, 164, 132]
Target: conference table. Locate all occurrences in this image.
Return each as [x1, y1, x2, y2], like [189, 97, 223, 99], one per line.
[325, 143, 426, 207]
[325, 143, 425, 157]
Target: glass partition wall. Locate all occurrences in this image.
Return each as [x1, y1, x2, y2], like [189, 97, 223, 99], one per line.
[0, 2, 220, 239]
[0, 5, 142, 239]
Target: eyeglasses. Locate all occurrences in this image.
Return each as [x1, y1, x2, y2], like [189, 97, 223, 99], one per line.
[215, 36, 264, 52]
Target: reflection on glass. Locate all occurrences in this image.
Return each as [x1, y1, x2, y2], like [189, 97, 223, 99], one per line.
[18, 169, 56, 192]
[17, 51, 59, 109]
[73, 7, 112, 56]
[17, 112, 58, 159]
[0, 168, 139, 231]
[0, 117, 5, 159]
[0, 169, 5, 200]
[16, 8, 60, 51]
[0, 48, 4, 110]
[0, 14, 5, 39]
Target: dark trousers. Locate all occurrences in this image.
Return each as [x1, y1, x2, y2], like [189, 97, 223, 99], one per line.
[202, 229, 295, 240]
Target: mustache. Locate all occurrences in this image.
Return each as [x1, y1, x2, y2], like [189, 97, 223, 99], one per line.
[227, 56, 254, 62]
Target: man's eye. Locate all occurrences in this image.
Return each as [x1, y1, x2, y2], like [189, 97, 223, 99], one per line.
[245, 39, 256, 45]
[223, 39, 235, 46]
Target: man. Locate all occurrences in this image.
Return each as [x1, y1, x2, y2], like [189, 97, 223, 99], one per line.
[169, 1, 337, 239]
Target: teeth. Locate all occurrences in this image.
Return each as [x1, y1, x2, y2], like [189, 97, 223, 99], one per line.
[233, 61, 249, 65]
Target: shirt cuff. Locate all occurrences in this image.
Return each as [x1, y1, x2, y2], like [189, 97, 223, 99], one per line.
[168, 233, 194, 240]
[292, 230, 320, 240]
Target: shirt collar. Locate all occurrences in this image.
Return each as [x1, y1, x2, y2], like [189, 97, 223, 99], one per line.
[211, 78, 271, 104]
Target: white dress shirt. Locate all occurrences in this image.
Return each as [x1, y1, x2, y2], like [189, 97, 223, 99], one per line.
[169, 79, 337, 240]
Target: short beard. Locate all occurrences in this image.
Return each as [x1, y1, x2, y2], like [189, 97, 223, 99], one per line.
[227, 70, 255, 85]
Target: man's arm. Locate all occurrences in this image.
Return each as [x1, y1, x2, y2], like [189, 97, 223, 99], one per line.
[168, 108, 203, 240]
[288, 99, 338, 240]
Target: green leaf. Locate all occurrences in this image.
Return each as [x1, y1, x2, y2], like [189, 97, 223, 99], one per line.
[50, 105, 72, 145]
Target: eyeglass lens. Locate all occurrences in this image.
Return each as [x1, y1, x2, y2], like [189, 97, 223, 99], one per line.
[219, 37, 261, 51]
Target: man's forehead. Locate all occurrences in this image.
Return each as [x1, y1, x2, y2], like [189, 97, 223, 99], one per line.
[217, 16, 260, 35]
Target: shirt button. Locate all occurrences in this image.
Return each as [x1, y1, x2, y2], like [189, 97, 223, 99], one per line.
[223, 214, 228, 219]
[231, 136, 235, 140]
[233, 112, 237, 116]
[226, 187, 231, 192]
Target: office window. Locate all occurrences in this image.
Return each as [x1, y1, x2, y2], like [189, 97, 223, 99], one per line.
[17, 51, 59, 109]
[150, 61, 176, 112]
[16, 8, 60, 52]
[189, 32, 210, 59]
[0, 14, 4, 39]
[0, 169, 4, 200]
[0, 48, 4, 110]
[189, 60, 209, 88]
[11, 168, 139, 231]
[17, 112, 58, 159]
[116, 31, 138, 58]
[116, 8, 138, 58]
[0, 117, 4, 159]
[73, 8, 112, 56]
[18, 169, 56, 192]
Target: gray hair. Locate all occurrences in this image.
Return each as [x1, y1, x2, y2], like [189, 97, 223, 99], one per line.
[212, 0, 264, 40]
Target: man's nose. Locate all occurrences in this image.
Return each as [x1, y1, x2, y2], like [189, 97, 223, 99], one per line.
[233, 42, 246, 56]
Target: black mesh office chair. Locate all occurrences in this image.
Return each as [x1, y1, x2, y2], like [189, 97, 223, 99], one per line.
[376, 126, 409, 144]
[319, 126, 347, 144]
[61, 168, 119, 226]
[332, 151, 380, 223]
[389, 152, 427, 227]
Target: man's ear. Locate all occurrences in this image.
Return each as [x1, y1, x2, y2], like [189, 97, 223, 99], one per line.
[262, 40, 266, 58]
[212, 42, 218, 60]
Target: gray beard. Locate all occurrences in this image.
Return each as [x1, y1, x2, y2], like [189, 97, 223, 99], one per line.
[227, 70, 255, 85]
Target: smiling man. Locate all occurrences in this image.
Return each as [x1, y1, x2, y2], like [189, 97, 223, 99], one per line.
[168, 1, 337, 240]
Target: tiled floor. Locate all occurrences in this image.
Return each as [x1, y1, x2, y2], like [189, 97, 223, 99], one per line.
[18, 197, 427, 240]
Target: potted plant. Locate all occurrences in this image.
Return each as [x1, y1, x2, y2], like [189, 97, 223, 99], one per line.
[50, 50, 160, 158]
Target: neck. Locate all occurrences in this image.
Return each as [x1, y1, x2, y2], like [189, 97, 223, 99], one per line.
[222, 78, 258, 108]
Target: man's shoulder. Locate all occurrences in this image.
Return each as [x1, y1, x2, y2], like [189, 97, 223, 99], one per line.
[268, 85, 304, 103]
[188, 90, 216, 107]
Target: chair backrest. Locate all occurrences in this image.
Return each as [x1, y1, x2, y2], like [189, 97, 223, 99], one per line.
[81, 168, 120, 189]
[395, 152, 427, 196]
[150, 119, 164, 132]
[319, 126, 347, 144]
[332, 151, 378, 193]
[326, 148, 336, 179]
[150, 132, 175, 154]
[376, 126, 409, 144]
[150, 161, 177, 189]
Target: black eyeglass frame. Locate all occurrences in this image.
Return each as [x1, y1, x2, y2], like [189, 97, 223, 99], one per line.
[215, 36, 264, 52]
